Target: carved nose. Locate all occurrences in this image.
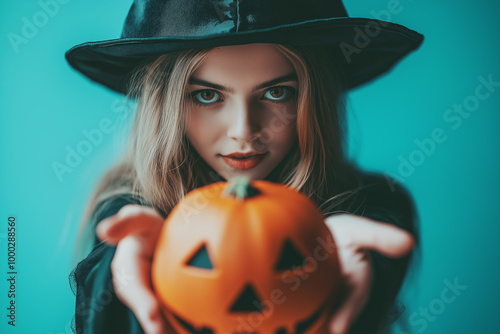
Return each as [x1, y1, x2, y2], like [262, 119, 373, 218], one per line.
[230, 284, 264, 313]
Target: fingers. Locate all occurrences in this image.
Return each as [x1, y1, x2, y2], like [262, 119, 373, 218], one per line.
[326, 214, 415, 258]
[328, 287, 368, 334]
[111, 236, 171, 334]
[97, 204, 165, 246]
[127, 290, 169, 334]
[99, 205, 174, 333]
[327, 252, 373, 334]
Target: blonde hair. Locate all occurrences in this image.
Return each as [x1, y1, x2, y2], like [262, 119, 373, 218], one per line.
[73, 44, 365, 261]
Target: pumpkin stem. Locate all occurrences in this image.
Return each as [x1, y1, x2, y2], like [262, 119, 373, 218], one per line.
[223, 176, 260, 201]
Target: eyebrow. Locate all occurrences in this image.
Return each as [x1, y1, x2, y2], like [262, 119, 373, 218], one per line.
[188, 73, 298, 93]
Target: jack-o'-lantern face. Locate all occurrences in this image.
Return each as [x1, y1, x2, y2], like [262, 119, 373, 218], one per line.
[152, 178, 341, 334]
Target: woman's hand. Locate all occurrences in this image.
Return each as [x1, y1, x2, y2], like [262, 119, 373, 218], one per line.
[96, 204, 174, 334]
[324, 214, 414, 334]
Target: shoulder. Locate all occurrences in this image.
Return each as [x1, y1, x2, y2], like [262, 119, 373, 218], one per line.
[359, 171, 411, 199]
[355, 171, 418, 234]
[93, 194, 144, 220]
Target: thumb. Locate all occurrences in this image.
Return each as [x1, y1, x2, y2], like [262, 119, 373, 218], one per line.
[97, 205, 164, 245]
[357, 220, 414, 258]
[327, 215, 415, 258]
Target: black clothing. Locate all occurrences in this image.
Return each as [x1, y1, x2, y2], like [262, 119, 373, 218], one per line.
[69, 173, 417, 334]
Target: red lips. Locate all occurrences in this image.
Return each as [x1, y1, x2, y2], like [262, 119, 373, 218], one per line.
[223, 151, 260, 158]
[220, 152, 267, 170]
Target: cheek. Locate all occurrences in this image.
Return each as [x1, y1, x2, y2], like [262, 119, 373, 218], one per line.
[185, 110, 217, 144]
[261, 105, 297, 145]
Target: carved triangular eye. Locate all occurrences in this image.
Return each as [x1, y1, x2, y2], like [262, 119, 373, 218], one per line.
[230, 284, 264, 313]
[274, 239, 305, 271]
[186, 243, 214, 269]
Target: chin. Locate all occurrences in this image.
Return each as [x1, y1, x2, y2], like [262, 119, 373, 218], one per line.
[215, 167, 270, 182]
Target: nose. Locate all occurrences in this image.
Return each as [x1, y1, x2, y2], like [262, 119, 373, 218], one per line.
[226, 100, 262, 144]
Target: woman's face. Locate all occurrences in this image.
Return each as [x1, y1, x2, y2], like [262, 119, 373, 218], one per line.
[184, 43, 298, 181]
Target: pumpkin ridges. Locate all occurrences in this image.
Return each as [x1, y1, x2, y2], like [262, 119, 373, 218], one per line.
[152, 178, 341, 333]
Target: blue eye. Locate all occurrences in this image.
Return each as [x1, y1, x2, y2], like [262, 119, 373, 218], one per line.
[264, 87, 294, 101]
[189, 86, 296, 107]
[192, 90, 220, 104]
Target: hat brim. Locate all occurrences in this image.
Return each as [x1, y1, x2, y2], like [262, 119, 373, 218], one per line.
[65, 17, 423, 95]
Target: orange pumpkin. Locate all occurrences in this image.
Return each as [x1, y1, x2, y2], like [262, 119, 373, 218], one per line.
[152, 177, 341, 334]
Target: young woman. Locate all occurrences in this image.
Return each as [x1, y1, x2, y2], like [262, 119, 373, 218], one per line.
[66, 1, 423, 333]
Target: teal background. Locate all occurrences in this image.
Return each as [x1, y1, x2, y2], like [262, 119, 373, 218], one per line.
[0, 0, 499, 333]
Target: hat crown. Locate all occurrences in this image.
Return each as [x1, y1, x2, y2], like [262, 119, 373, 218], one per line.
[66, 0, 423, 94]
[121, 0, 348, 38]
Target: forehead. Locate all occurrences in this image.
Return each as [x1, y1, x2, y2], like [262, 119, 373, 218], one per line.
[192, 43, 295, 81]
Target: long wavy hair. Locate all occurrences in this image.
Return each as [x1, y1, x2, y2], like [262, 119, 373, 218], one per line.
[73, 44, 366, 260]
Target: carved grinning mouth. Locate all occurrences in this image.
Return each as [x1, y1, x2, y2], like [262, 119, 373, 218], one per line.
[174, 240, 329, 333]
[170, 301, 327, 334]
